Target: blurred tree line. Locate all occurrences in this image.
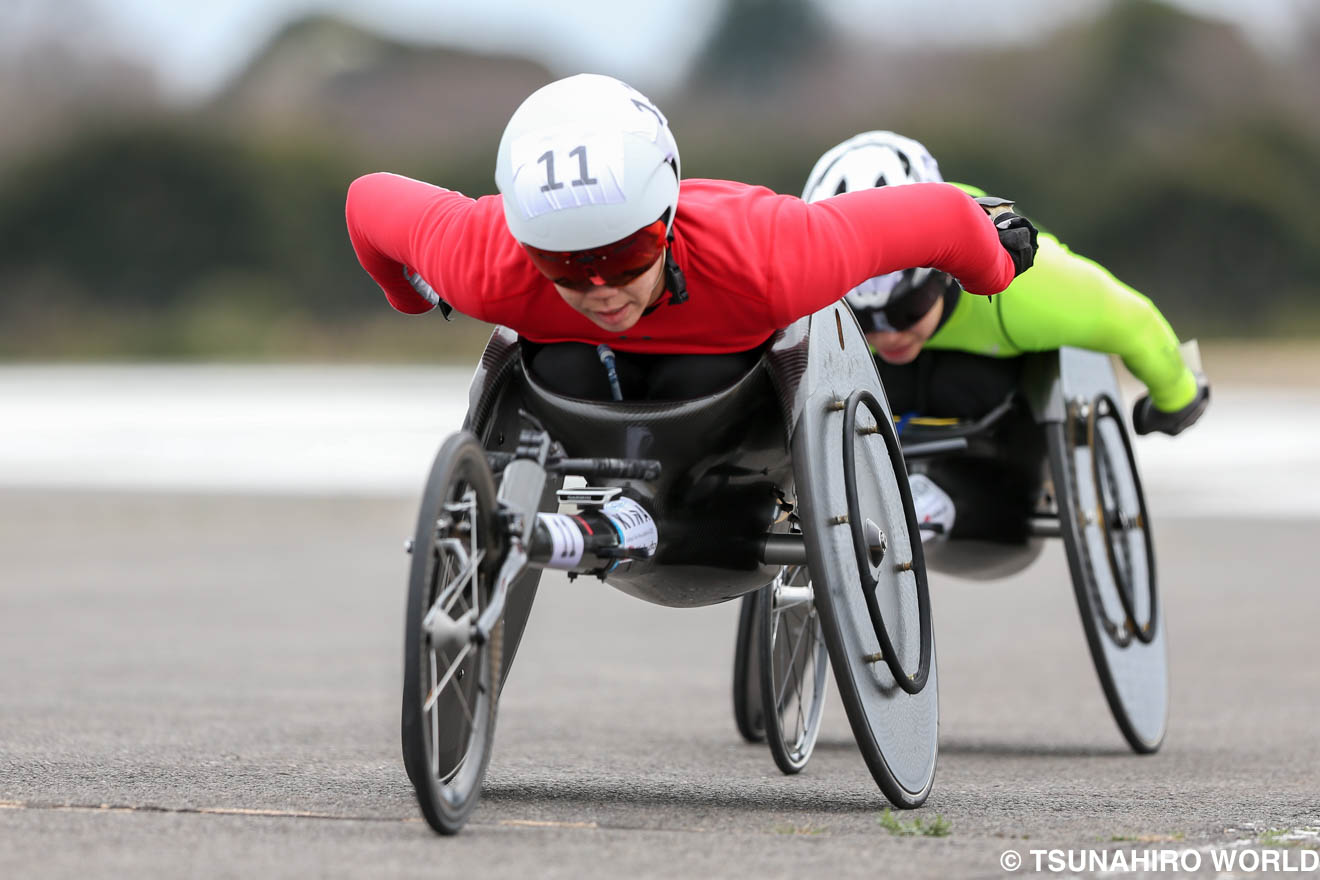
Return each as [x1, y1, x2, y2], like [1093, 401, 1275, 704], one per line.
[1, 0, 1318, 360]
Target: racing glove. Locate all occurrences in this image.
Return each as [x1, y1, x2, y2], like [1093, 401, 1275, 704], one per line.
[992, 212, 1038, 277]
[974, 196, 1038, 277]
[1132, 377, 1210, 436]
[404, 267, 454, 319]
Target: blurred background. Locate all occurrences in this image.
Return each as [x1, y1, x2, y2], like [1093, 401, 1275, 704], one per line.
[1, 0, 1318, 362]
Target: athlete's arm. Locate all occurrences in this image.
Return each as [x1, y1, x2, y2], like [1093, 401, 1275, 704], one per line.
[999, 235, 1198, 411]
[345, 172, 515, 320]
[760, 182, 1018, 327]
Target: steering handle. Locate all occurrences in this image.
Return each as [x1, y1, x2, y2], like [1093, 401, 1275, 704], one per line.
[486, 451, 661, 481]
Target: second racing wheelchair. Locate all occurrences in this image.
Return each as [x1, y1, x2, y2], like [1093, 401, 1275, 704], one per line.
[400, 302, 938, 834]
[733, 344, 1172, 772]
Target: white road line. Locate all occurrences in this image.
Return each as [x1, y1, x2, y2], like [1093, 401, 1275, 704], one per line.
[2, 366, 1318, 516]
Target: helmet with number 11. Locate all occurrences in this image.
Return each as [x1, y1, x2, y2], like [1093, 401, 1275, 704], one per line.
[494, 74, 681, 291]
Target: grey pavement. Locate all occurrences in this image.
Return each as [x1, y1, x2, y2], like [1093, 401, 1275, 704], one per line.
[1, 491, 1318, 878]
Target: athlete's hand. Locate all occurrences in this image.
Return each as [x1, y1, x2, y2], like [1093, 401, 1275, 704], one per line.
[974, 195, 1038, 278]
[1132, 377, 1210, 436]
[404, 267, 454, 319]
[993, 212, 1038, 277]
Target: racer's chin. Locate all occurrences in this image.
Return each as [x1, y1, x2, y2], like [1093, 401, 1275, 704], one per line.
[869, 335, 923, 365]
[584, 302, 640, 332]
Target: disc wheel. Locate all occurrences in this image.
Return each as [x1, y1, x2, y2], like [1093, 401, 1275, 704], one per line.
[401, 431, 503, 834]
[758, 564, 829, 774]
[732, 590, 767, 743]
[795, 384, 939, 809]
[1050, 394, 1166, 754]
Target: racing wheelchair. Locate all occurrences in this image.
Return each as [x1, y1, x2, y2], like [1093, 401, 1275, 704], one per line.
[400, 303, 939, 834]
[733, 345, 1168, 772]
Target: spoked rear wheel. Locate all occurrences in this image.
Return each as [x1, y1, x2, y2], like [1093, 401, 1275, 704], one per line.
[758, 564, 829, 774]
[402, 432, 503, 834]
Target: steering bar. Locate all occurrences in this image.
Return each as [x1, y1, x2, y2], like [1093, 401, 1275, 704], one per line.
[487, 451, 662, 481]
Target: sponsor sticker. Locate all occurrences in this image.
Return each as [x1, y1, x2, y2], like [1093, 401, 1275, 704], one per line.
[602, 498, 658, 555]
[539, 513, 585, 570]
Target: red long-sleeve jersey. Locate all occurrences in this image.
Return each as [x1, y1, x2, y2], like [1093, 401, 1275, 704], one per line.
[345, 174, 1016, 354]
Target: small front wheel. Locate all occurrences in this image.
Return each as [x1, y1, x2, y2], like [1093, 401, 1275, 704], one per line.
[401, 432, 503, 835]
[758, 565, 829, 774]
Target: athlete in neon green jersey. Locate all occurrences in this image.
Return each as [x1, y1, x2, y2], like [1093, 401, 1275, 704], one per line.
[803, 130, 1210, 540]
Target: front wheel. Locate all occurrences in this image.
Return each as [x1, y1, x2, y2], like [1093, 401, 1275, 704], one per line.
[758, 565, 829, 774]
[401, 432, 503, 834]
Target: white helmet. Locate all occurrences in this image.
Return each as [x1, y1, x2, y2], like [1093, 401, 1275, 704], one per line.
[801, 130, 942, 203]
[803, 130, 946, 323]
[495, 73, 681, 252]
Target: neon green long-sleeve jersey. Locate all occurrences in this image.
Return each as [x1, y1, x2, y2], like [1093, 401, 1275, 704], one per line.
[925, 184, 1197, 411]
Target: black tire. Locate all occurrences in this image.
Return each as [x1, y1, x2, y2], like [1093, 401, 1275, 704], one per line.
[732, 589, 767, 743]
[1048, 398, 1166, 754]
[401, 432, 503, 834]
[758, 565, 829, 774]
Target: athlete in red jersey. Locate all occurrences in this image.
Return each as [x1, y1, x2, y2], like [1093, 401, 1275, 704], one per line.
[346, 74, 1037, 398]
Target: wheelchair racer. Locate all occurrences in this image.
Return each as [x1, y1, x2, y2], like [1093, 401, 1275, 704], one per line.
[346, 75, 1037, 401]
[802, 130, 1211, 541]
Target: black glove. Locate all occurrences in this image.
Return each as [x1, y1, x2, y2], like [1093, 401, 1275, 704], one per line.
[1132, 378, 1210, 436]
[973, 195, 1038, 277]
[993, 211, 1038, 277]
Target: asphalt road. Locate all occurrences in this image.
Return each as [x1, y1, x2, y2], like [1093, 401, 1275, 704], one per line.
[2, 491, 1318, 878]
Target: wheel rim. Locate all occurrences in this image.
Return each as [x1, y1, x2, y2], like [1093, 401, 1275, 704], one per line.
[763, 565, 828, 772]
[841, 389, 933, 694]
[1081, 394, 1158, 646]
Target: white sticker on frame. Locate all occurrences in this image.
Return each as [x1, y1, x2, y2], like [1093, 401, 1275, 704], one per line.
[539, 513, 585, 570]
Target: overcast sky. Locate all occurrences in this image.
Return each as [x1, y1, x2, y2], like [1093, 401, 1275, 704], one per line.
[9, 0, 1315, 102]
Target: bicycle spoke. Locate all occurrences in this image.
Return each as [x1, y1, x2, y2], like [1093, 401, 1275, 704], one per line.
[792, 621, 818, 749]
[441, 558, 483, 616]
[448, 661, 476, 726]
[438, 548, 485, 617]
[423, 642, 473, 713]
[428, 652, 440, 778]
[774, 608, 811, 713]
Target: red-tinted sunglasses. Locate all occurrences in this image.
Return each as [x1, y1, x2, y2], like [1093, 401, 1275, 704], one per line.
[523, 219, 667, 292]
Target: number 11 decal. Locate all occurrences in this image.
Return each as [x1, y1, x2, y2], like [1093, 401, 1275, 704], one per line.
[568, 145, 597, 186]
[539, 145, 598, 192]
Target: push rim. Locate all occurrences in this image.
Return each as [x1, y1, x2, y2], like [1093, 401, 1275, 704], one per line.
[841, 389, 933, 694]
[1087, 393, 1158, 645]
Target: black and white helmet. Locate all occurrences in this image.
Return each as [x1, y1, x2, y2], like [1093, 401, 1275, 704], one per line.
[802, 131, 946, 326]
[801, 130, 942, 201]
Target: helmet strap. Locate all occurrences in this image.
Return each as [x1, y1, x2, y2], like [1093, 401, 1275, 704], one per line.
[660, 203, 687, 305]
[663, 244, 689, 306]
